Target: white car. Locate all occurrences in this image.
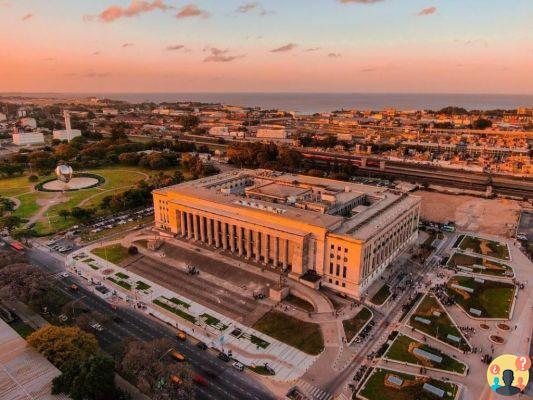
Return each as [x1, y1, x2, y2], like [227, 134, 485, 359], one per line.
[61, 272, 69, 278]
[232, 362, 244, 372]
[90, 323, 103, 332]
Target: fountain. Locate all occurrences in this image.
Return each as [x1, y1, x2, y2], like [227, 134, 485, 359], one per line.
[38, 163, 103, 192]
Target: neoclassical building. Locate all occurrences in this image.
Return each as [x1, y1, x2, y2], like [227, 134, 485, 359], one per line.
[153, 170, 420, 297]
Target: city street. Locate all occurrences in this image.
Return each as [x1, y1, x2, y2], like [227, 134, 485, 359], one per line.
[25, 246, 276, 400]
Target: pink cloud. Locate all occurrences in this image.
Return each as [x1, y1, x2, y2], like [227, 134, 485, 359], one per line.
[176, 4, 210, 19]
[328, 53, 342, 58]
[270, 43, 297, 53]
[87, 0, 172, 23]
[21, 13, 33, 21]
[417, 6, 437, 16]
[203, 47, 245, 62]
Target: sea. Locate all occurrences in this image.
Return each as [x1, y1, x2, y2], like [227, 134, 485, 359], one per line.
[2, 92, 532, 114]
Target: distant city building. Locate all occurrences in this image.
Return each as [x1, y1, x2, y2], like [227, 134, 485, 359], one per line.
[256, 126, 288, 139]
[209, 126, 230, 136]
[0, 112, 6, 122]
[102, 108, 119, 116]
[53, 111, 81, 142]
[16, 108, 27, 118]
[12, 128, 45, 145]
[153, 170, 420, 297]
[20, 117, 37, 129]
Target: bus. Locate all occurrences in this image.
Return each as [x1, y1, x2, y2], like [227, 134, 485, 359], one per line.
[442, 225, 456, 233]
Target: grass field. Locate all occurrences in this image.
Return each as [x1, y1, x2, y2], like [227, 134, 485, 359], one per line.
[92, 244, 131, 265]
[446, 275, 515, 319]
[384, 334, 466, 374]
[358, 368, 458, 400]
[343, 307, 372, 342]
[253, 310, 324, 355]
[409, 294, 470, 351]
[458, 235, 510, 261]
[370, 284, 391, 306]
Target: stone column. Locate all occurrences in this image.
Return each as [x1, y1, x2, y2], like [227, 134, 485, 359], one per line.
[245, 229, 252, 259]
[207, 218, 213, 246]
[180, 211, 186, 237]
[237, 226, 244, 256]
[262, 233, 269, 264]
[187, 213, 194, 239]
[214, 220, 220, 248]
[272, 236, 279, 267]
[281, 239, 288, 269]
[221, 222, 228, 250]
[229, 224, 235, 253]
[199, 216, 206, 243]
[254, 231, 261, 262]
[193, 214, 200, 241]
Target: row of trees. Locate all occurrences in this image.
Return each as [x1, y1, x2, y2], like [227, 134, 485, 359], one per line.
[227, 142, 302, 172]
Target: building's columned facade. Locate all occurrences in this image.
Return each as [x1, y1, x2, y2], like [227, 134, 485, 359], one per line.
[153, 170, 420, 298]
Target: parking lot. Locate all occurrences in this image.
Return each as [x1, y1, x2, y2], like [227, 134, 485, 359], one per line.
[517, 210, 533, 241]
[45, 206, 154, 255]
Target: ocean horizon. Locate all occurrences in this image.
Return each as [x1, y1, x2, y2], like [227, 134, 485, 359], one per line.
[2, 92, 532, 114]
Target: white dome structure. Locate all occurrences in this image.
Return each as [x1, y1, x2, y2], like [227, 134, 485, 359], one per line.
[55, 164, 74, 183]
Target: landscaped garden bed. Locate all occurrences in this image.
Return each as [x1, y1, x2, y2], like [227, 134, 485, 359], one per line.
[357, 368, 458, 400]
[446, 275, 516, 319]
[283, 294, 314, 312]
[107, 277, 131, 291]
[458, 235, 510, 261]
[253, 310, 323, 355]
[409, 294, 470, 351]
[489, 335, 505, 344]
[370, 284, 391, 306]
[135, 281, 151, 291]
[343, 307, 372, 343]
[200, 313, 228, 331]
[384, 334, 466, 374]
[153, 297, 197, 324]
[447, 252, 513, 277]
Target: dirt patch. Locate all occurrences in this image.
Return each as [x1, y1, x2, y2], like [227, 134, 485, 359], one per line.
[415, 190, 522, 237]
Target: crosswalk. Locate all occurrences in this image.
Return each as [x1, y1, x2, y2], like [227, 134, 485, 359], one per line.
[296, 380, 333, 400]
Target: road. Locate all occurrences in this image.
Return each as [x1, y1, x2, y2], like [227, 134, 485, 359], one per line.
[25, 246, 276, 400]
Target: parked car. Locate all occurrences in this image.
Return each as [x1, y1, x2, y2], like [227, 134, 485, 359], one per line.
[196, 342, 208, 350]
[218, 352, 230, 362]
[232, 362, 244, 372]
[171, 351, 186, 362]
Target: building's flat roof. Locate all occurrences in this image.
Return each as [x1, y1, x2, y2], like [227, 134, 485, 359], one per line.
[0, 319, 69, 400]
[156, 169, 419, 238]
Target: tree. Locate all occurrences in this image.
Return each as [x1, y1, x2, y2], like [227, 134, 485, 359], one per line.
[0, 263, 50, 303]
[472, 118, 492, 130]
[0, 197, 16, 216]
[27, 326, 99, 369]
[119, 339, 194, 400]
[118, 152, 141, 166]
[52, 353, 130, 400]
[58, 209, 70, 220]
[0, 215, 24, 232]
[70, 207, 95, 221]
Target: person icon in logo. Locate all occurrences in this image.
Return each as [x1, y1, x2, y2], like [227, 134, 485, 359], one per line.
[496, 369, 521, 396]
[491, 376, 501, 391]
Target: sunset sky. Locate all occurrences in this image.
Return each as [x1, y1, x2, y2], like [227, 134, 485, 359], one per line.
[1, 0, 532, 93]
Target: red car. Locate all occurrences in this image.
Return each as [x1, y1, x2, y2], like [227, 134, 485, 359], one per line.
[193, 375, 208, 387]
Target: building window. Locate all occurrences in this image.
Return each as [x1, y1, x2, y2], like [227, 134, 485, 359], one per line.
[329, 278, 332, 283]
[344, 248, 348, 253]
[343, 257, 348, 262]
[336, 265, 340, 276]
[337, 246, 341, 251]
[329, 264, 333, 274]
[335, 280, 339, 285]
[330, 244, 334, 249]
[330, 253, 334, 258]
[342, 282, 346, 288]
[343, 267, 347, 278]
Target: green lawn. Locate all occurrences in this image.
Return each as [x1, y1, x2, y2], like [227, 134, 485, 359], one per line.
[447, 252, 513, 277]
[446, 275, 516, 319]
[409, 294, 470, 351]
[92, 244, 130, 265]
[284, 294, 315, 312]
[343, 307, 372, 342]
[358, 368, 458, 400]
[135, 281, 151, 291]
[253, 311, 324, 355]
[107, 277, 132, 291]
[370, 284, 391, 306]
[384, 334, 466, 374]
[458, 235, 510, 260]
